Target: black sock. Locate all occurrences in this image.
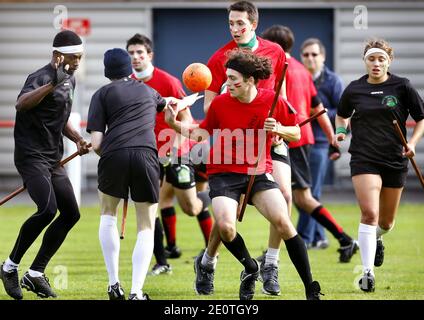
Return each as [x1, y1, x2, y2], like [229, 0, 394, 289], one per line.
[284, 234, 313, 288]
[153, 217, 168, 266]
[222, 233, 257, 273]
[160, 207, 176, 247]
[310, 205, 351, 245]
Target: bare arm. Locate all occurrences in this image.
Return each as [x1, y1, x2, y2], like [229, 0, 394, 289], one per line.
[405, 118, 424, 158]
[165, 105, 208, 142]
[63, 120, 90, 155]
[333, 115, 350, 148]
[16, 83, 55, 112]
[17, 56, 70, 112]
[204, 90, 217, 114]
[90, 131, 104, 156]
[264, 118, 300, 142]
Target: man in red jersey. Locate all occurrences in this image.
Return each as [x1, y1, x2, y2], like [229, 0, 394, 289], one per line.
[126, 34, 212, 274]
[166, 49, 322, 301]
[203, 1, 286, 114]
[260, 26, 358, 275]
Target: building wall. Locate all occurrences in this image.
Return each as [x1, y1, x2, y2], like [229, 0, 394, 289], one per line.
[0, 2, 423, 191]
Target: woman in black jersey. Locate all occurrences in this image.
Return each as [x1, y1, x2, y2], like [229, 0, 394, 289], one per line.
[334, 38, 424, 292]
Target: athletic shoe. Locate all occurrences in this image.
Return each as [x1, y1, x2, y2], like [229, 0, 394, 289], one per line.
[259, 259, 280, 296]
[21, 272, 57, 298]
[149, 263, 172, 276]
[338, 240, 359, 263]
[374, 238, 385, 267]
[306, 281, 324, 300]
[128, 293, 150, 300]
[165, 245, 182, 259]
[311, 239, 330, 250]
[107, 282, 125, 300]
[359, 271, 375, 292]
[239, 260, 259, 300]
[256, 250, 267, 263]
[193, 253, 214, 295]
[0, 263, 22, 300]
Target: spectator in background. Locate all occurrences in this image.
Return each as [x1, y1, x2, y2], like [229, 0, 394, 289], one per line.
[297, 38, 344, 249]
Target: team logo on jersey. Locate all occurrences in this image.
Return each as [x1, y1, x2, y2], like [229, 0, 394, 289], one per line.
[382, 95, 398, 108]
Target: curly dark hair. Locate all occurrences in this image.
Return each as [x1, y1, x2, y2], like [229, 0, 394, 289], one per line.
[225, 48, 272, 83]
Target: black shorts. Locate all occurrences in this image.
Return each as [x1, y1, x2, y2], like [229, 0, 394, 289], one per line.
[270, 142, 290, 165]
[98, 147, 160, 203]
[208, 172, 279, 204]
[289, 145, 312, 190]
[165, 161, 196, 190]
[350, 161, 408, 188]
[194, 162, 208, 183]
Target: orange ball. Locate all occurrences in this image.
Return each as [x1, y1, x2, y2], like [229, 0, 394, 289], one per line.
[182, 63, 212, 92]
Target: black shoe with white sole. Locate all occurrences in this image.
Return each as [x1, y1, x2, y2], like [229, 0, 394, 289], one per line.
[21, 271, 57, 298]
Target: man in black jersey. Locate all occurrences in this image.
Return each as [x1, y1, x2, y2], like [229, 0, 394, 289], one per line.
[0, 30, 89, 300]
[335, 38, 424, 292]
[87, 48, 182, 300]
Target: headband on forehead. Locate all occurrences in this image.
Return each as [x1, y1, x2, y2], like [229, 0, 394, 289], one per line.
[52, 44, 84, 54]
[364, 48, 390, 61]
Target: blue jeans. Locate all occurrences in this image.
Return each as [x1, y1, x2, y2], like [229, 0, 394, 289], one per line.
[296, 143, 329, 245]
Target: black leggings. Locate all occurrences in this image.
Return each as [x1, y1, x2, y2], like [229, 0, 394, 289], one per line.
[10, 166, 80, 272]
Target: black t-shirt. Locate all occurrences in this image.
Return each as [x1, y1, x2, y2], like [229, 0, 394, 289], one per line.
[14, 63, 75, 167]
[86, 78, 166, 156]
[338, 73, 424, 170]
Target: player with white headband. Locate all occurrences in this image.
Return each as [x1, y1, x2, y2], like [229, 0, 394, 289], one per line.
[334, 38, 424, 292]
[0, 30, 89, 300]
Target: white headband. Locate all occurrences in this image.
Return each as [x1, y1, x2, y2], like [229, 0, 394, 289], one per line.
[53, 44, 84, 54]
[364, 48, 390, 61]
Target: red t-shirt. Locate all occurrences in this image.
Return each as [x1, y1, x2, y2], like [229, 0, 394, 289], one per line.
[131, 68, 186, 157]
[199, 88, 296, 175]
[285, 57, 318, 148]
[207, 37, 286, 94]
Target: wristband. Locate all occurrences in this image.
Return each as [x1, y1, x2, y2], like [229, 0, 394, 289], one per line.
[335, 127, 347, 135]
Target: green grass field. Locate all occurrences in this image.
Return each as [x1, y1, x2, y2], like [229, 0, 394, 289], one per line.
[1, 203, 423, 300]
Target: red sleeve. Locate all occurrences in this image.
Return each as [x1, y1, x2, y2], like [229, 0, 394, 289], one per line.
[207, 53, 226, 94]
[274, 97, 297, 126]
[273, 50, 286, 91]
[199, 100, 219, 134]
[169, 78, 186, 99]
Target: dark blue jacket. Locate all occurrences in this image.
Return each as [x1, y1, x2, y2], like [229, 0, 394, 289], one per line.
[312, 65, 344, 145]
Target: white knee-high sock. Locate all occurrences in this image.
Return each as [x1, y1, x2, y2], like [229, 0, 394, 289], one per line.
[131, 229, 154, 298]
[376, 221, 395, 238]
[358, 223, 377, 274]
[99, 215, 120, 285]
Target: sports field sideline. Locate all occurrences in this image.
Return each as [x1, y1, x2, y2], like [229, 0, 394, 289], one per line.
[1, 203, 423, 300]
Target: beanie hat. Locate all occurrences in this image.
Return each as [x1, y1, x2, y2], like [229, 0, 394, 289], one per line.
[104, 48, 132, 79]
[52, 30, 83, 54]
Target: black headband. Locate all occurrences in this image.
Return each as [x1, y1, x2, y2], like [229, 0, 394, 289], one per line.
[226, 59, 255, 78]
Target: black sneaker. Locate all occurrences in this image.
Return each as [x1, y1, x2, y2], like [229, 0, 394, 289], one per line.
[338, 240, 359, 263]
[306, 281, 324, 300]
[21, 272, 57, 298]
[374, 238, 385, 267]
[107, 282, 125, 300]
[256, 250, 267, 263]
[0, 263, 23, 300]
[193, 253, 214, 295]
[239, 260, 259, 300]
[165, 245, 182, 259]
[260, 260, 280, 296]
[128, 293, 150, 300]
[359, 271, 375, 292]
